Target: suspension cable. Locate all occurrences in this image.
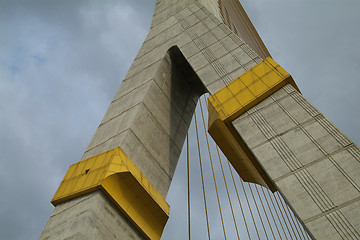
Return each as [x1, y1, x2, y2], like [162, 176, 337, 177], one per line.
[199, 97, 227, 239]
[260, 187, 284, 240]
[238, 178, 261, 239]
[187, 133, 191, 240]
[254, 185, 277, 239]
[216, 146, 241, 240]
[285, 202, 310, 240]
[279, 193, 310, 240]
[276, 193, 303, 239]
[227, 160, 252, 239]
[272, 193, 294, 240]
[194, 111, 211, 240]
[198, 94, 310, 239]
[200, 95, 253, 240]
[247, 183, 269, 239]
[265, 189, 289, 239]
[203, 94, 240, 239]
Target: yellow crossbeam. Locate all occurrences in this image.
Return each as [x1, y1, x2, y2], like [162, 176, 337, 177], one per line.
[208, 57, 299, 191]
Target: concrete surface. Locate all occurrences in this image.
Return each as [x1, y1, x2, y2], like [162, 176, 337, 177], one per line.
[41, 1, 360, 239]
[233, 84, 360, 239]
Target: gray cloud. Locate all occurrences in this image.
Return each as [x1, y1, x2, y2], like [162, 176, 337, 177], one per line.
[0, 0, 155, 239]
[0, 0, 358, 239]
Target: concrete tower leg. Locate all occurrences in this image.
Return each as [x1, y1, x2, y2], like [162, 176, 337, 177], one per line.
[229, 84, 360, 239]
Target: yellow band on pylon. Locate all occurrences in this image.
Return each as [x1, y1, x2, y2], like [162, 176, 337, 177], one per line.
[208, 57, 299, 191]
[208, 57, 299, 125]
[52, 147, 169, 240]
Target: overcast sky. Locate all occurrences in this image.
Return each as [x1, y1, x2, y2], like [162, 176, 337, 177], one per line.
[0, 0, 359, 239]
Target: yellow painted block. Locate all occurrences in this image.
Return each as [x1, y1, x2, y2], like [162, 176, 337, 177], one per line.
[265, 57, 278, 68]
[215, 86, 233, 103]
[276, 66, 290, 78]
[262, 70, 282, 87]
[54, 181, 67, 199]
[60, 180, 75, 198]
[227, 79, 246, 95]
[83, 158, 94, 171]
[91, 167, 105, 186]
[240, 70, 259, 86]
[252, 60, 273, 77]
[236, 88, 255, 107]
[207, 57, 299, 193]
[63, 164, 76, 180]
[72, 175, 87, 193]
[73, 160, 86, 176]
[52, 147, 169, 240]
[107, 162, 124, 173]
[248, 79, 269, 97]
[130, 197, 145, 211]
[90, 157, 102, 169]
[222, 95, 241, 118]
[84, 171, 98, 188]
[207, 57, 298, 124]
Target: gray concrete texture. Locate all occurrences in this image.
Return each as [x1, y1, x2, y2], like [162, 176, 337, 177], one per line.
[41, 0, 360, 239]
[81, 0, 261, 198]
[233, 84, 360, 239]
[41, 1, 262, 239]
[40, 192, 144, 240]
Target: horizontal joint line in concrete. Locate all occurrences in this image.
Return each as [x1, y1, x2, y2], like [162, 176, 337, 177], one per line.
[275, 96, 356, 195]
[152, 1, 186, 21]
[111, 78, 153, 104]
[289, 91, 350, 148]
[347, 145, 360, 161]
[314, 114, 352, 147]
[122, 59, 162, 83]
[49, 192, 96, 218]
[99, 102, 143, 128]
[84, 127, 172, 181]
[85, 100, 183, 156]
[151, 74, 197, 120]
[274, 144, 358, 183]
[147, 17, 179, 41]
[250, 109, 337, 212]
[248, 107, 323, 149]
[303, 195, 360, 236]
[274, 96, 330, 155]
[188, 52, 257, 85]
[126, 126, 174, 181]
[290, 91, 320, 117]
[84, 128, 132, 155]
[140, 102, 183, 152]
[134, 29, 187, 62]
[294, 170, 335, 211]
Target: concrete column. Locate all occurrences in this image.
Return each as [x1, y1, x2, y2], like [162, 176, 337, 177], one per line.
[232, 84, 360, 239]
[40, 192, 144, 239]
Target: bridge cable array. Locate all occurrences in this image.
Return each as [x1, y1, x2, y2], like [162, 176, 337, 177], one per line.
[183, 94, 312, 240]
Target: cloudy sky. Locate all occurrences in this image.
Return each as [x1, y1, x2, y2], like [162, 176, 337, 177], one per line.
[0, 0, 359, 239]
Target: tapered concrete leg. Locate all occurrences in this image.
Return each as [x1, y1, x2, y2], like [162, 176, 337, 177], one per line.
[39, 192, 144, 240]
[232, 84, 360, 239]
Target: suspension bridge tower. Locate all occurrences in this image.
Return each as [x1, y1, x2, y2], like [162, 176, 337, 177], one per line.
[40, 0, 360, 239]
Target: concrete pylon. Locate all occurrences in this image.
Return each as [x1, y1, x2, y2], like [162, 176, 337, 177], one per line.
[40, 1, 360, 239]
